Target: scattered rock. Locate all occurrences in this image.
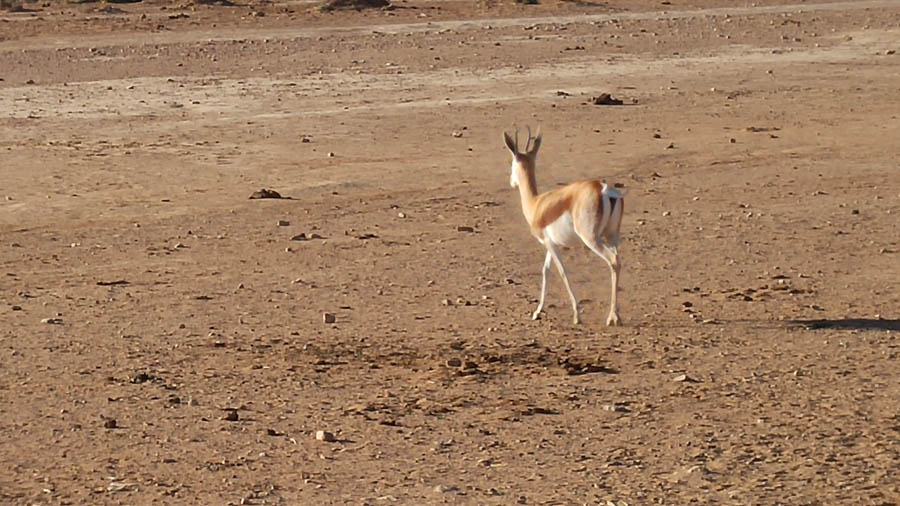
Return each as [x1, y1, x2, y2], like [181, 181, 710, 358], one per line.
[223, 409, 239, 422]
[249, 188, 283, 199]
[434, 484, 458, 493]
[456, 226, 475, 233]
[590, 93, 623, 105]
[673, 373, 699, 383]
[41, 317, 63, 325]
[323, 313, 336, 324]
[451, 131, 463, 138]
[278, 220, 290, 226]
[103, 418, 118, 429]
[446, 358, 462, 367]
[315, 430, 336, 442]
[291, 233, 323, 241]
[96, 280, 129, 286]
[11, 305, 22, 311]
[319, 0, 389, 10]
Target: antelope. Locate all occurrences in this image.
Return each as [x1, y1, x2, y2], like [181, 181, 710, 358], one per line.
[503, 126, 625, 326]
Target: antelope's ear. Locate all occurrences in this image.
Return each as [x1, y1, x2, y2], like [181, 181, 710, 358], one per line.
[503, 132, 517, 154]
[529, 133, 542, 156]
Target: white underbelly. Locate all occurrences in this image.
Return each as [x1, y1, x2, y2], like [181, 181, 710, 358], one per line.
[543, 211, 580, 247]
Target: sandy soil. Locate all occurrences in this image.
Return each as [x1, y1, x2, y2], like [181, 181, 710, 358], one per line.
[2, 0, 899, 504]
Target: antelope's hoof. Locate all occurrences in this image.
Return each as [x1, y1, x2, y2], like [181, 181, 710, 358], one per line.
[606, 313, 621, 326]
[532, 311, 542, 321]
[573, 315, 581, 325]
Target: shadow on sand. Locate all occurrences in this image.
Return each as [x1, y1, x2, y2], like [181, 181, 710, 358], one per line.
[789, 318, 900, 331]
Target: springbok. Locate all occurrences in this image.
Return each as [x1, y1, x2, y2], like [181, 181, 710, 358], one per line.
[503, 126, 625, 326]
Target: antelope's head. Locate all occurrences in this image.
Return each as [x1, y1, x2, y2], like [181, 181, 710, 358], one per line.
[503, 125, 542, 189]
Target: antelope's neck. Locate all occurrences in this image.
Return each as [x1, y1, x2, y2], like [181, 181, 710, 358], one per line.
[516, 165, 539, 225]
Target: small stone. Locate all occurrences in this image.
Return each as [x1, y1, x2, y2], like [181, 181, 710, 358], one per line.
[662, 211, 671, 217]
[451, 131, 463, 138]
[103, 418, 117, 429]
[441, 299, 452, 306]
[41, 317, 63, 325]
[278, 220, 290, 226]
[456, 226, 475, 233]
[434, 485, 458, 493]
[323, 313, 336, 324]
[11, 305, 22, 311]
[223, 410, 239, 422]
[397, 212, 406, 218]
[327, 152, 335, 157]
[850, 209, 859, 215]
[249, 189, 283, 199]
[672, 374, 689, 382]
[446, 358, 462, 367]
[315, 430, 336, 442]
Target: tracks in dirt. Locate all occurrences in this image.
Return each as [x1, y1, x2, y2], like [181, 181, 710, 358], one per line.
[1, 32, 895, 121]
[1, 0, 898, 50]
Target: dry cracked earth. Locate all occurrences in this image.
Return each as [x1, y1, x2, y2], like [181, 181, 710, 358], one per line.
[1, 0, 899, 504]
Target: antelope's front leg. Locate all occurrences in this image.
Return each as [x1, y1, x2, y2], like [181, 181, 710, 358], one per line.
[532, 251, 552, 320]
[547, 244, 580, 325]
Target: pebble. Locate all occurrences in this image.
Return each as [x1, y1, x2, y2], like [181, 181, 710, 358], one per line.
[434, 485, 458, 493]
[223, 410, 239, 422]
[103, 418, 118, 429]
[278, 220, 290, 226]
[323, 313, 336, 324]
[315, 430, 336, 442]
[41, 317, 63, 325]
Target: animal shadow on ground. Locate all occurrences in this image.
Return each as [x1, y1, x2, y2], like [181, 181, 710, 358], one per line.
[789, 318, 900, 331]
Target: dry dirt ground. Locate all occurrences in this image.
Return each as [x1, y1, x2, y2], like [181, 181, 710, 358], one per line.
[2, 0, 900, 504]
